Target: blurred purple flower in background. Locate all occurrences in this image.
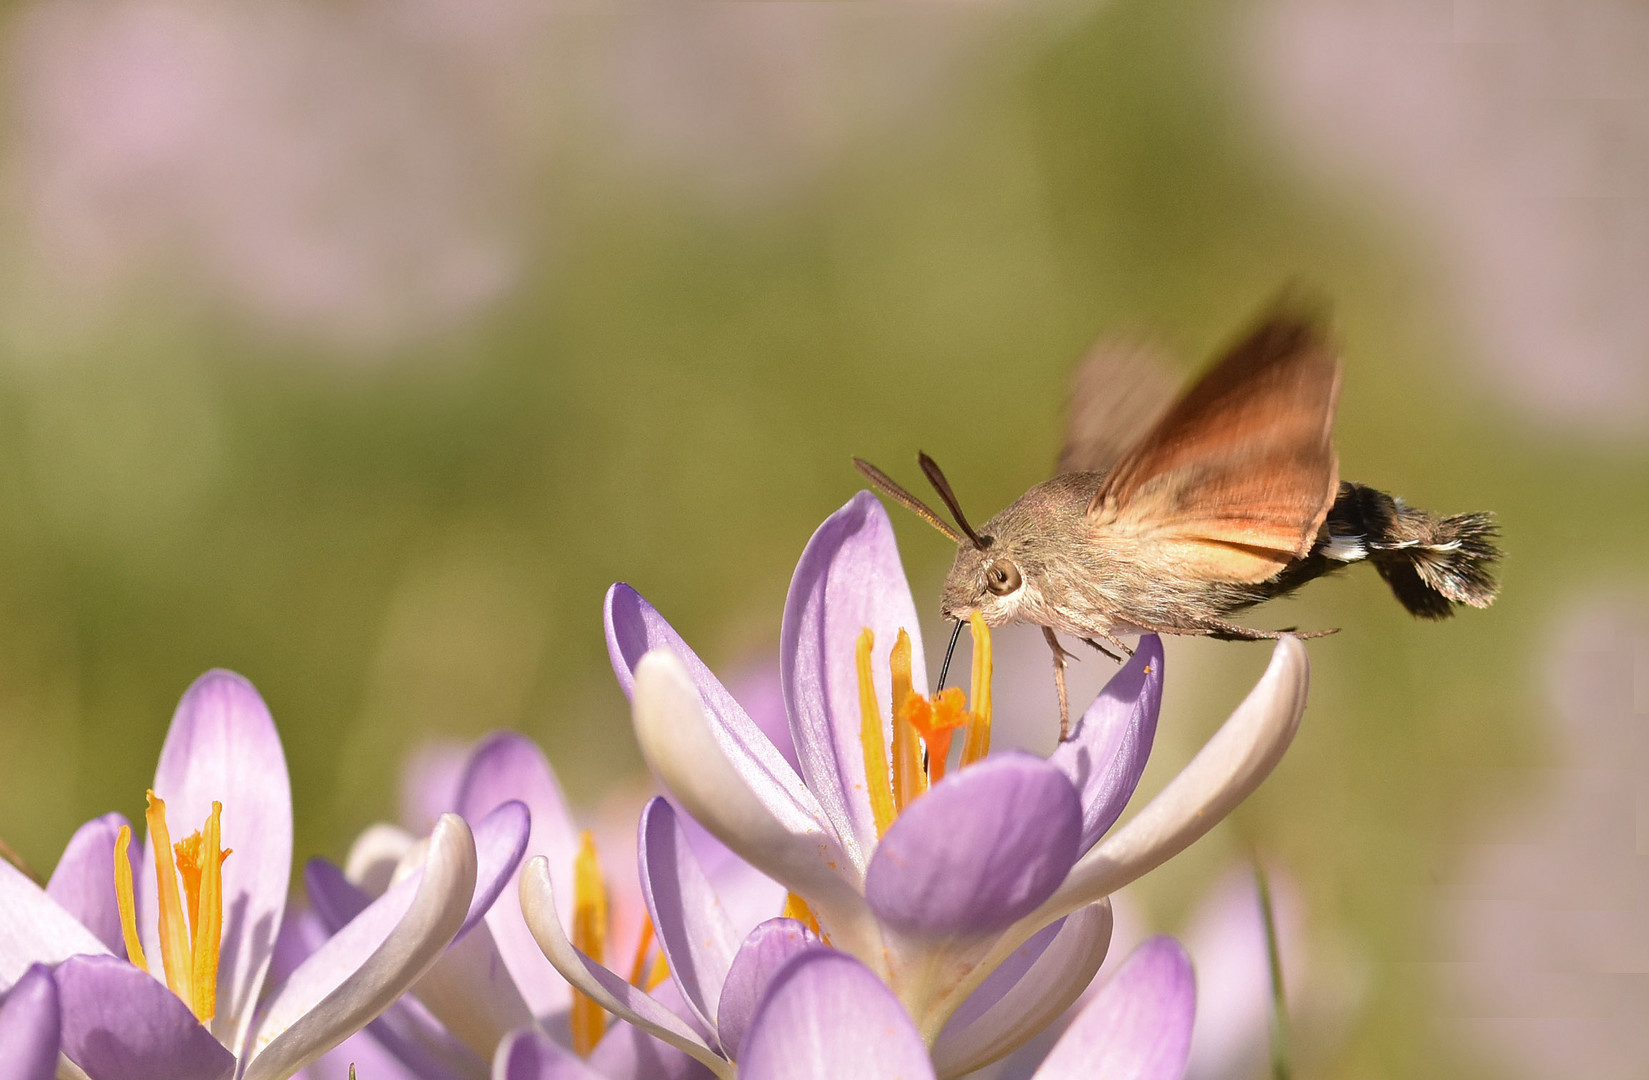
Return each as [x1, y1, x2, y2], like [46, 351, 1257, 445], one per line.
[1440, 599, 1649, 1080]
[0, 670, 492, 1080]
[2, 0, 529, 352]
[1255, 0, 1649, 434]
[600, 3, 1007, 210]
[0, 0, 1019, 356]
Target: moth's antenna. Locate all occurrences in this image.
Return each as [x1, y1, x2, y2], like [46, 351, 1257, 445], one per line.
[918, 453, 989, 550]
[853, 458, 962, 543]
[935, 620, 964, 691]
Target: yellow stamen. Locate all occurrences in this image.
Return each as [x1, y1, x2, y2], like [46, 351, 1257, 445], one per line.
[888, 630, 926, 811]
[855, 629, 897, 837]
[782, 891, 822, 937]
[176, 832, 204, 937]
[570, 830, 609, 1057]
[191, 803, 227, 1022]
[113, 826, 147, 972]
[117, 794, 230, 1023]
[960, 613, 993, 767]
[146, 792, 195, 1018]
[626, 913, 657, 988]
[645, 952, 671, 991]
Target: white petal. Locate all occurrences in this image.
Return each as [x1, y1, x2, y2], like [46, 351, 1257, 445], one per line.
[1048, 636, 1308, 910]
[344, 823, 419, 897]
[0, 860, 109, 989]
[242, 814, 478, 1080]
[517, 857, 732, 1080]
[631, 650, 876, 958]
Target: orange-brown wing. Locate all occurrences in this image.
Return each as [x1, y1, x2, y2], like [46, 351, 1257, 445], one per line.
[1056, 337, 1179, 476]
[1087, 313, 1342, 583]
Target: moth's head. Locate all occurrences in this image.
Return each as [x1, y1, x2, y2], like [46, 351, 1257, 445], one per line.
[852, 452, 1030, 626]
[939, 534, 1027, 625]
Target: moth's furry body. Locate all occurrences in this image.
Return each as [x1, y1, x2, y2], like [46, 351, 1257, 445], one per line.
[941, 473, 1501, 640]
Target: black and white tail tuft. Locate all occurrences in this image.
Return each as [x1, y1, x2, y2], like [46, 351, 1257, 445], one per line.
[1321, 483, 1501, 619]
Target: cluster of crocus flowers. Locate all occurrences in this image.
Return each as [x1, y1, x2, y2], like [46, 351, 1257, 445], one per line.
[513, 491, 1309, 1077]
[0, 670, 498, 1080]
[0, 489, 1314, 1080]
[296, 728, 763, 1078]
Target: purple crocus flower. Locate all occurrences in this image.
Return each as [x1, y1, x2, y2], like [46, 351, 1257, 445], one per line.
[733, 935, 1196, 1080]
[303, 731, 750, 1080]
[0, 669, 525, 1080]
[516, 492, 1308, 1076]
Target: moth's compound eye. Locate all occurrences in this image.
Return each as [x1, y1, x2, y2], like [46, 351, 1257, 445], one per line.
[985, 558, 1022, 597]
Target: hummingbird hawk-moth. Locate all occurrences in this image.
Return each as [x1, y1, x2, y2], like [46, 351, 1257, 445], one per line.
[855, 307, 1501, 739]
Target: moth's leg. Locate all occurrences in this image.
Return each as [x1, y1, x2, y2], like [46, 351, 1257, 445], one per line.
[1081, 637, 1123, 663]
[1091, 631, 1135, 659]
[1202, 617, 1339, 641]
[1043, 626, 1073, 741]
[1201, 619, 1275, 640]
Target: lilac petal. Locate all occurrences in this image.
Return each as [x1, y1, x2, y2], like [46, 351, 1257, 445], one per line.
[780, 491, 927, 869]
[738, 950, 935, 1080]
[1033, 936, 1195, 1080]
[412, 919, 535, 1060]
[629, 651, 870, 954]
[305, 859, 372, 932]
[304, 1029, 427, 1080]
[605, 586, 836, 851]
[45, 813, 132, 958]
[401, 739, 471, 835]
[586, 985, 721, 1080]
[455, 733, 579, 1021]
[456, 800, 530, 938]
[309, 801, 527, 943]
[1048, 638, 1309, 912]
[637, 799, 739, 1044]
[714, 918, 818, 1061]
[243, 814, 478, 1080]
[143, 670, 292, 1051]
[285, 804, 531, 1062]
[364, 997, 488, 1080]
[0, 964, 60, 1080]
[730, 664, 799, 774]
[677, 815, 787, 945]
[0, 860, 110, 988]
[493, 1027, 607, 1080]
[276, 908, 486, 1080]
[308, 851, 535, 1061]
[1049, 636, 1163, 852]
[932, 902, 1113, 1077]
[516, 858, 730, 1079]
[865, 754, 1081, 937]
[56, 954, 234, 1080]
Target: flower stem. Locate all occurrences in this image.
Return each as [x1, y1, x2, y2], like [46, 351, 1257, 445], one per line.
[1255, 861, 1292, 1080]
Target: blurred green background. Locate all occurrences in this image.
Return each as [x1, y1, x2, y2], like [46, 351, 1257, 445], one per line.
[1, 0, 1645, 1076]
